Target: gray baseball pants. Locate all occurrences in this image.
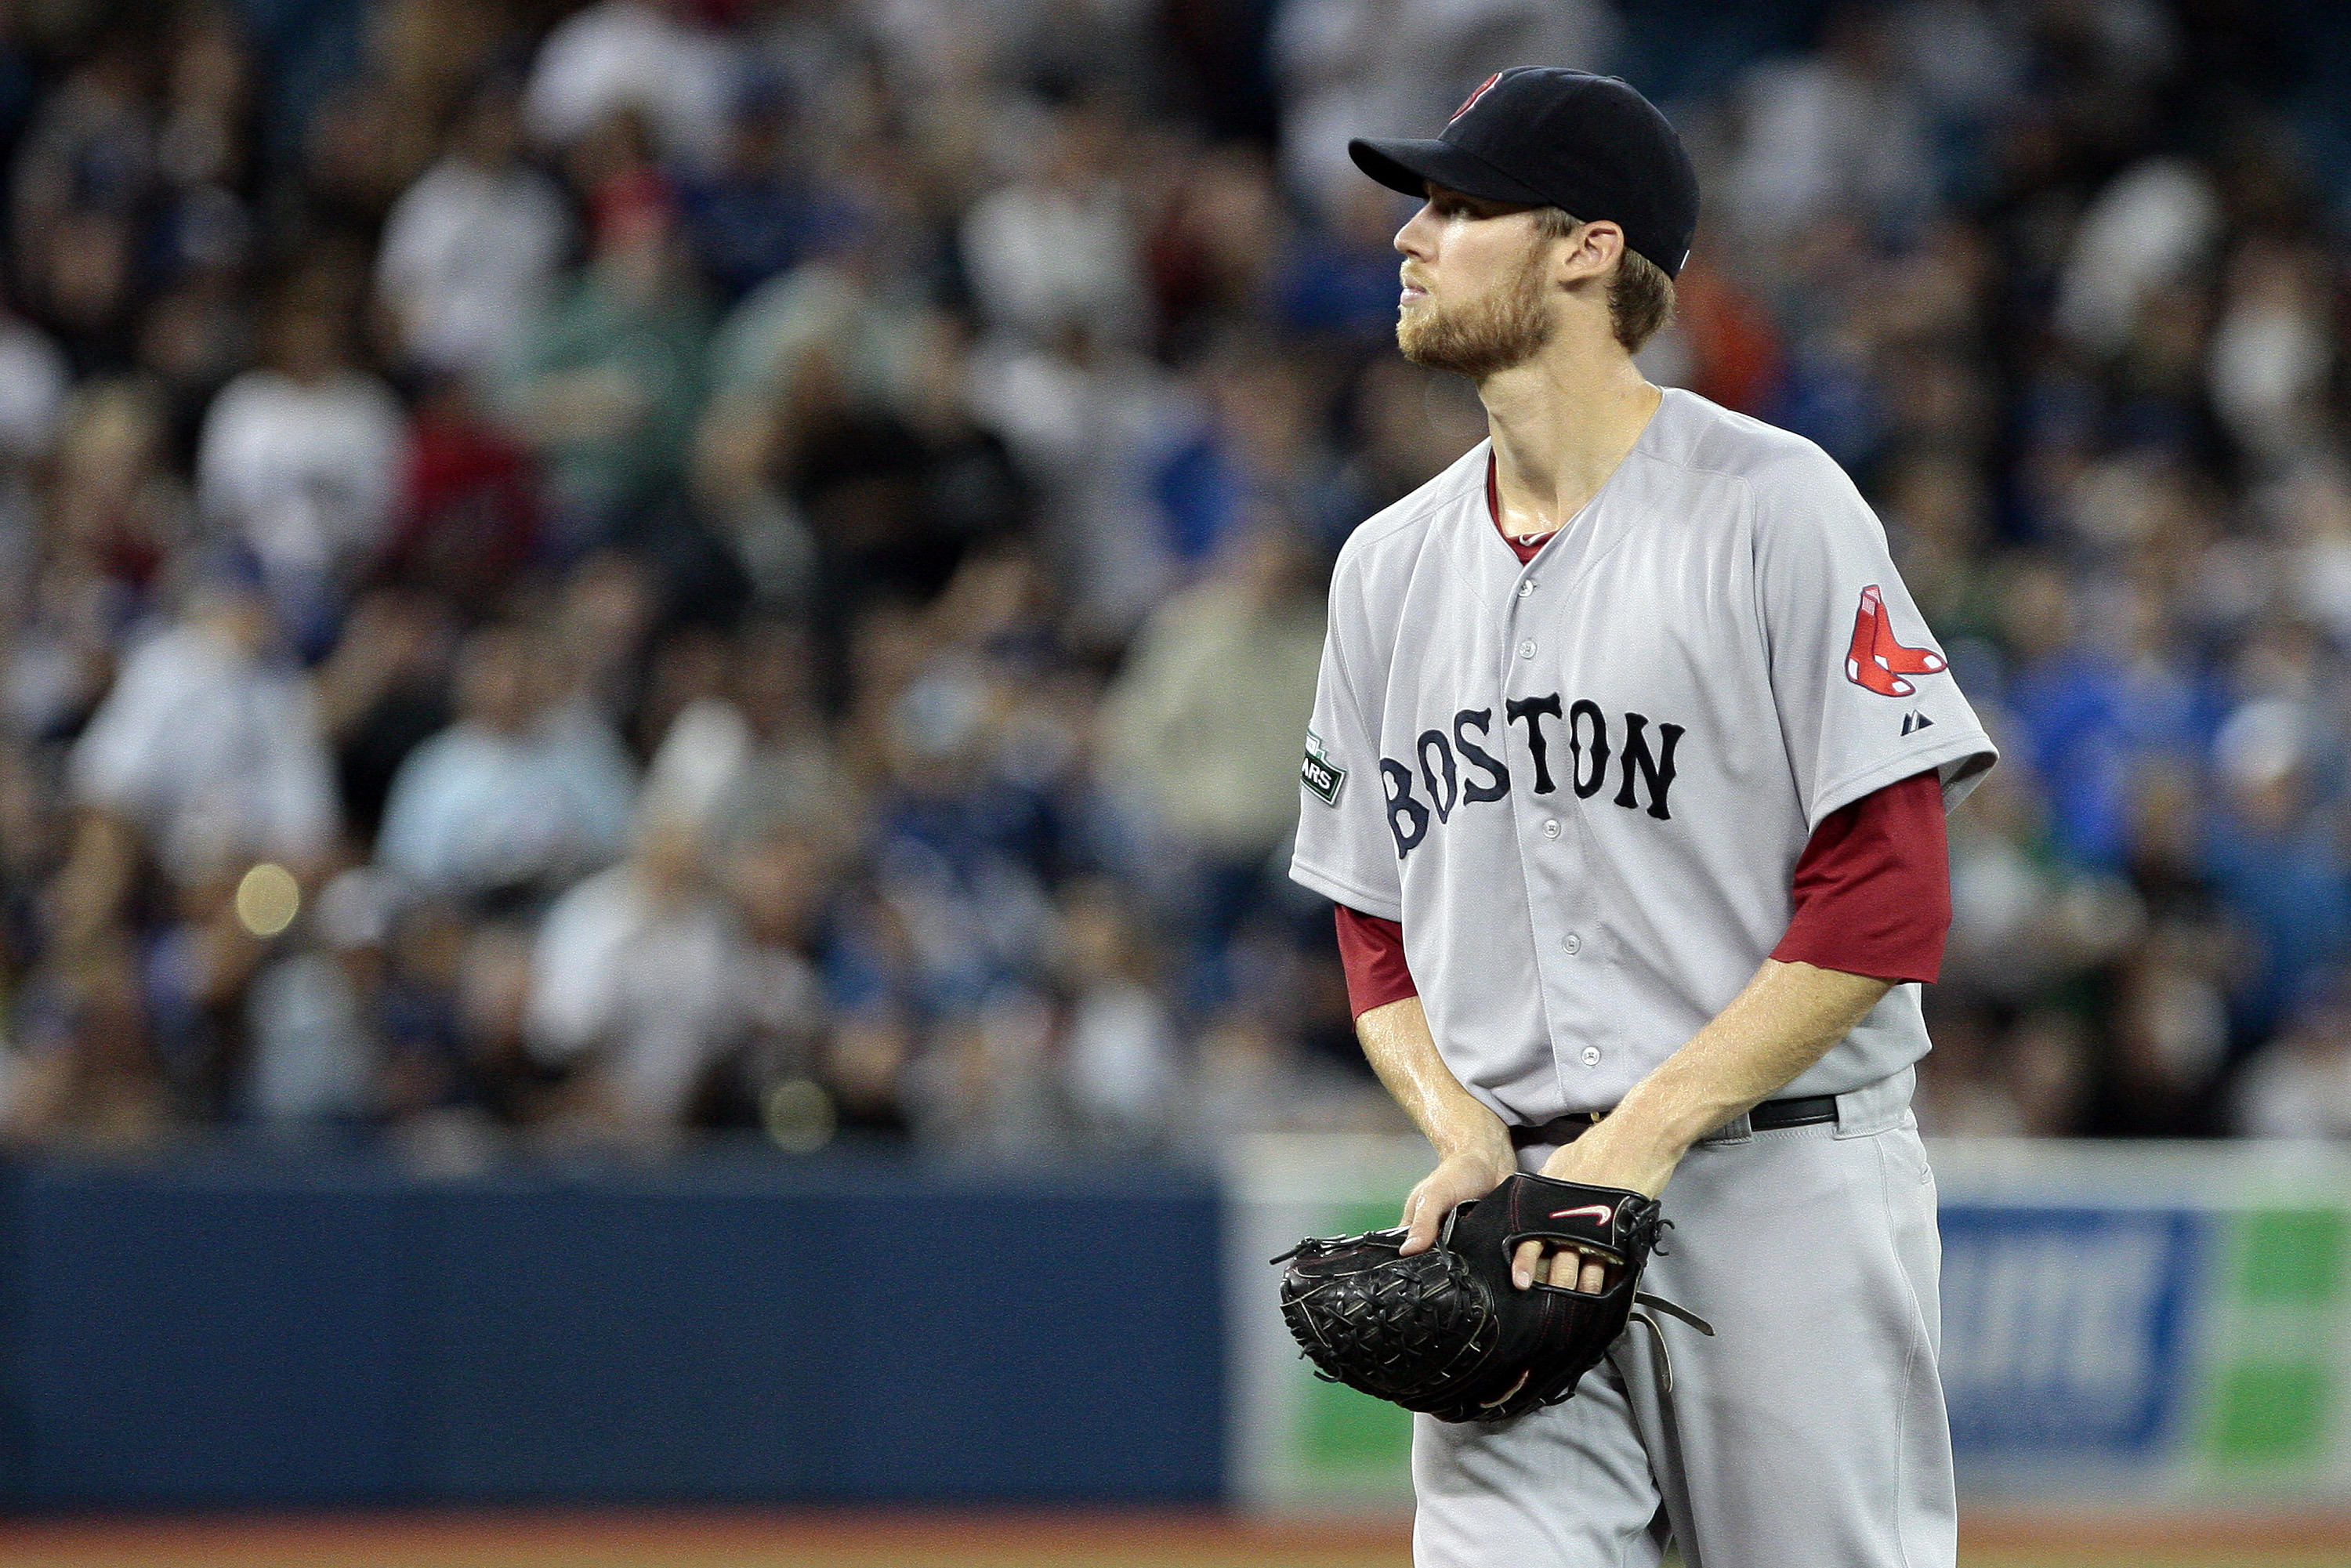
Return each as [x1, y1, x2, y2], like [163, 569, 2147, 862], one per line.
[1411, 1069, 1956, 1568]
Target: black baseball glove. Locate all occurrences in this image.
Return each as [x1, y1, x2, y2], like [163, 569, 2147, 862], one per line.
[1273, 1171, 1709, 1423]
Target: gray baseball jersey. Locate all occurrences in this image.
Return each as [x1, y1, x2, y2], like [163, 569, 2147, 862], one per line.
[1290, 387, 1996, 1123]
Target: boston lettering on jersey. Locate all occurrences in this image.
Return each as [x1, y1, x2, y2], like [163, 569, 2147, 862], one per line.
[1379, 697, 1686, 857]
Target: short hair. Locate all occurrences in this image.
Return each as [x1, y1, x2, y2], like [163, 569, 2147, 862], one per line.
[1533, 207, 1677, 354]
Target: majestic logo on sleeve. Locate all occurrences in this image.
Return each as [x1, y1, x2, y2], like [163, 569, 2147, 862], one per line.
[1300, 729, 1347, 806]
[1845, 585, 1946, 698]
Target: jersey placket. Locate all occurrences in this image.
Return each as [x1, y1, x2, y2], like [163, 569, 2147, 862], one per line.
[1497, 537, 1615, 1103]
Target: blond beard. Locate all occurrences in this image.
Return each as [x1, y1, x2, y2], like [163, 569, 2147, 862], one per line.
[1396, 245, 1554, 378]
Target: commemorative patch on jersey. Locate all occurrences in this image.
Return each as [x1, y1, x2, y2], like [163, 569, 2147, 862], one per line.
[1301, 730, 1347, 806]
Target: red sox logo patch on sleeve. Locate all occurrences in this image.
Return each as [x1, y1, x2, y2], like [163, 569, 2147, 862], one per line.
[1845, 585, 1945, 698]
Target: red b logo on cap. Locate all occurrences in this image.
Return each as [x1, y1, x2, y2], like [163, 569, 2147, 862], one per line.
[1449, 73, 1503, 124]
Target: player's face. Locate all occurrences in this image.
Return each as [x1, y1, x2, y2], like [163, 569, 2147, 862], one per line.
[1393, 185, 1556, 378]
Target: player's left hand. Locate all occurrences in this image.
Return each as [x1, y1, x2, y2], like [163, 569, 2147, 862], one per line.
[1513, 1116, 1686, 1291]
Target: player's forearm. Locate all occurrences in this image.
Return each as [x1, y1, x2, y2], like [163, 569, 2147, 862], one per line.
[1354, 995, 1514, 1166]
[1614, 958, 1892, 1155]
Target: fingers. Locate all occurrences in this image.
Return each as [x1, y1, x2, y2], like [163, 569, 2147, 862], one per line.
[1405, 1155, 1509, 1257]
[1514, 1242, 1617, 1293]
[1399, 1193, 1432, 1255]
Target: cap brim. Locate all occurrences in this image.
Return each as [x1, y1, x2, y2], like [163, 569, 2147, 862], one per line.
[1348, 137, 1552, 208]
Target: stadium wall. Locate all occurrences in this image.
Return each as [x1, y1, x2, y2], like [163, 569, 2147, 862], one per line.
[0, 1150, 1225, 1507]
[3, 1137, 2346, 1510]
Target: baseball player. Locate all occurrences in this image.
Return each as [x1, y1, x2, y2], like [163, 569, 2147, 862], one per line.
[1288, 68, 1998, 1568]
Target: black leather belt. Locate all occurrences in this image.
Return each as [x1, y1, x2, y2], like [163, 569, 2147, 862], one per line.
[1509, 1093, 1841, 1149]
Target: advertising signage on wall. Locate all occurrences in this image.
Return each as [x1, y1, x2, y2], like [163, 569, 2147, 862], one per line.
[1939, 1206, 2200, 1456]
[1226, 1136, 2351, 1510]
[1935, 1143, 2351, 1494]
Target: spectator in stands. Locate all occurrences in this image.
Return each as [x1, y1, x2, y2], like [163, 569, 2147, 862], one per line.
[0, 294, 67, 473]
[455, 919, 544, 1125]
[35, 379, 190, 652]
[2237, 979, 2351, 1139]
[197, 276, 405, 652]
[1912, 1001, 2024, 1136]
[0, 932, 168, 1150]
[375, 894, 473, 1125]
[719, 793, 842, 1134]
[67, 551, 339, 896]
[149, 5, 256, 282]
[1057, 878, 1179, 1149]
[1142, 143, 1286, 357]
[11, 41, 159, 372]
[2203, 697, 2351, 1049]
[312, 587, 457, 850]
[676, 75, 849, 306]
[525, 799, 746, 1147]
[960, 96, 1146, 352]
[1727, 7, 1936, 239]
[379, 375, 543, 615]
[527, 0, 739, 169]
[694, 234, 939, 603]
[501, 129, 710, 549]
[1150, 342, 1329, 569]
[376, 75, 572, 385]
[2208, 238, 2335, 464]
[375, 619, 635, 904]
[243, 866, 389, 1127]
[644, 616, 850, 842]
[1270, 179, 1411, 344]
[1102, 519, 1324, 1009]
[1994, 555, 2203, 871]
[963, 316, 1184, 644]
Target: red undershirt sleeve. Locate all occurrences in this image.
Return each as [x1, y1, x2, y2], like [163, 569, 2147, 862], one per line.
[1335, 904, 1417, 1018]
[1770, 768, 1951, 983]
[1336, 770, 1948, 1012]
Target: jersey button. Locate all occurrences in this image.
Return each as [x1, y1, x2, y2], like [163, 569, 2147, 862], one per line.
[1542, 819, 1560, 839]
[1561, 932, 1581, 955]
[1518, 639, 1536, 659]
[1516, 580, 1535, 598]
[1581, 1045, 1602, 1068]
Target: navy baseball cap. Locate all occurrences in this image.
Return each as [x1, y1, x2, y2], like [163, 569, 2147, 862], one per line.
[1349, 67, 1699, 279]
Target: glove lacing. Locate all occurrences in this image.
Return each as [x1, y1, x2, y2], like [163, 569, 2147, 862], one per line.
[1625, 1291, 1713, 1393]
[1615, 1214, 1712, 1394]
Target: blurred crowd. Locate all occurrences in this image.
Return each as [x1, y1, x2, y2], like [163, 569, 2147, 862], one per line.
[0, 0, 2348, 1161]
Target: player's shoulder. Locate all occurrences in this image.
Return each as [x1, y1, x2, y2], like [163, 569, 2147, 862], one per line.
[1330, 439, 1490, 588]
[1640, 388, 1850, 495]
[1643, 389, 1877, 554]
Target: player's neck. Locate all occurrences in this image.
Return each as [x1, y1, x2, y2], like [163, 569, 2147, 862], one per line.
[1479, 349, 1661, 540]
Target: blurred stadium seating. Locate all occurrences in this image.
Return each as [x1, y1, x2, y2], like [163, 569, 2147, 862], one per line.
[5, 0, 2351, 1161]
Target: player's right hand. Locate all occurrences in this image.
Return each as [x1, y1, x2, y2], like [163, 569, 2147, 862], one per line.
[1399, 1151, 1516, 1256]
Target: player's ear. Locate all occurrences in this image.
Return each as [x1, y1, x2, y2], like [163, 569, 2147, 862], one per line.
[1565, 219, 1625, 286]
